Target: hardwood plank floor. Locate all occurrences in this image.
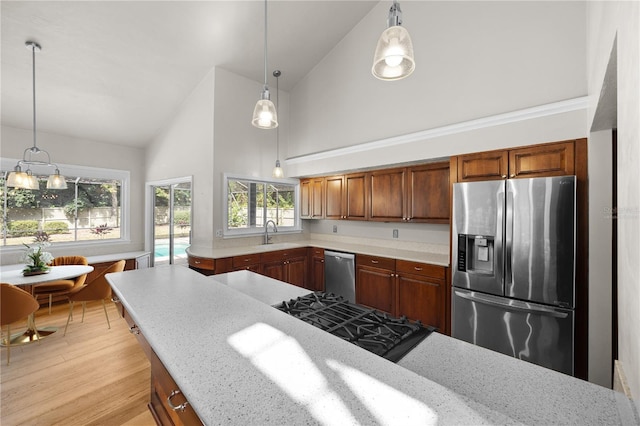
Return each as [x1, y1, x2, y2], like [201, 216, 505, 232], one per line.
[1, 299, 155, 426]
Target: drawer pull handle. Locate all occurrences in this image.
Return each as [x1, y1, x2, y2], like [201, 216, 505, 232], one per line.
[371, 260, 379, 264]
[129, 325, 140, 335]
[194, 260, 201, 264]
[167, 389, 189, 412]
[244, 259, 250, 262]
[414, 267, 423, 271]
[111, 296, 120, 303]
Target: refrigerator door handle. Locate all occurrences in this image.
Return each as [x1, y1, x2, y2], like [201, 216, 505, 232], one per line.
[505, 187, 514, 288]
[454, 290, 569, 318]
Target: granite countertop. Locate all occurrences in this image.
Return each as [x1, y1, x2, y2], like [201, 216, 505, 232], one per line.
[107, 266, 514, 424]
[187, 239, 450, 267]
[107, 267, 638, 425]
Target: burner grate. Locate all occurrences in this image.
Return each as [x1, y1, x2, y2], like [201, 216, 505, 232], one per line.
[275, 292, 434, 362]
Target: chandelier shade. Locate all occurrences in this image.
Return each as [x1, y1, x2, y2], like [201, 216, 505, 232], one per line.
[7, 41, 67, 190]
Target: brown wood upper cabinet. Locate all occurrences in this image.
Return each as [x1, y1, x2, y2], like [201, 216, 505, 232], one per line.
[300, 177, 325, 219]
[325, 173, 368, 220]
[369, 162, 450, 223]
[456, 140, 576, 182]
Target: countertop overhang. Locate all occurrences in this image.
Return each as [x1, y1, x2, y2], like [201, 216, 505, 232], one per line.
[107, 267, 638, 425]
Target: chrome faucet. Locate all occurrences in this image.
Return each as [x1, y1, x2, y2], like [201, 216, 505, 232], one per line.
[264, 220, 278, 244]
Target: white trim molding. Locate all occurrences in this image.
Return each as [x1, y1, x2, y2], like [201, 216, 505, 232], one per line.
[286, 96, 589, 165]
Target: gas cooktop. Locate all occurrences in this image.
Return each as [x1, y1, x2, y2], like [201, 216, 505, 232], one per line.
[274, 292, 434, 362]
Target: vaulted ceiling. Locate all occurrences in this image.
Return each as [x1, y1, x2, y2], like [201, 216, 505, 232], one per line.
[1, 1, 377, 147]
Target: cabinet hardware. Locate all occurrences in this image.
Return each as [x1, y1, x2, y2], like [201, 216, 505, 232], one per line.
[194, 260, 201, 264]
[502, 175, 507, 178]
[414, 267, 423, 271]
[111, 296, 120, 303]
[371, 260, 379, 264]
[129, 325, 140, 335]
[167, 389, 189, 412]
[510, 174, 515, 178]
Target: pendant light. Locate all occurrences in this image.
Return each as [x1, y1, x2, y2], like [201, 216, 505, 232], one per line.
[272, 70, 284, 178]
[251, 0, 278, 129]
[7, 41, 67, 190]
[372, 0, 415, 81]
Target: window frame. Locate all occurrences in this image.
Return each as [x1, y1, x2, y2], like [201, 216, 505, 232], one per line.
[223, 173, 301, 238]
[1, 157, 130, 252]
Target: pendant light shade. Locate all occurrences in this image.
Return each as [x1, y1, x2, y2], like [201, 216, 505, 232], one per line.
[252, 0, 278, 129]
[272, 159, 284, 178]
[372, 1, 415, 81]
[252, 88, 278, 129]
[7, 41, 67, 190]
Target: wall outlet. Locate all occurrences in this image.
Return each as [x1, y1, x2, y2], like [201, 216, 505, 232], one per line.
[333, 225, 338, 233]
[393, 229, 399, 238]
[215, 229, 223, 237]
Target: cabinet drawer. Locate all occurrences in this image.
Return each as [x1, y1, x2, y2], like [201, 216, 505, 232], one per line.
[187, 255, 215, 271]
[356, 254, 395, 270]
[123, 308, 151, 360]
[232, 254, 261, 268]
[260, 247, 308, 263]
[310, 247, 324, 258]
[396, 260, 445, 280]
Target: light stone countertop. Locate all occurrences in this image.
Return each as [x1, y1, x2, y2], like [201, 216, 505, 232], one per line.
[107, 266, 639, 425]
[187, 238, 450, 267]
[107, 265, 516, 425]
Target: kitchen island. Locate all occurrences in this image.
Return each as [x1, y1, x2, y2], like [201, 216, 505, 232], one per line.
[107, 266, 638, 425]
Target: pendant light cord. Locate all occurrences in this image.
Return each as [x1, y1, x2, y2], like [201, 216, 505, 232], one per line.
[263, 0, 268, 88]
[275, 72, 279, 159]
[31, 44, 37, 151]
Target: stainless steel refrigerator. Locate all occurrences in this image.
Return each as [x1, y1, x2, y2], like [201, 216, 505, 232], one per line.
[451, 175, 576, 375]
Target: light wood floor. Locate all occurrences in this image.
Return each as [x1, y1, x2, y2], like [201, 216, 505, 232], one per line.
[1, 300, 156, 426]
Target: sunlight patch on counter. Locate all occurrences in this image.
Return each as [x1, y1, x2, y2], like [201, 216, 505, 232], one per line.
[326, 359, 438, 426]
[227, 322, 359, 426]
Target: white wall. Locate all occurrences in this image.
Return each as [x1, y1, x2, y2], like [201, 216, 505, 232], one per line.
[587, 0, 640, 409]
[0, 125, 145, 263]
[588, 130, 613, 387]
[211, 68, 298, 248]
[289, 1, 586, 163]
[146, 69, 215, 248]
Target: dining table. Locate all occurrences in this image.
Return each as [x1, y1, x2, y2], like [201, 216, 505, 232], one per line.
[0, 264, 94, 345]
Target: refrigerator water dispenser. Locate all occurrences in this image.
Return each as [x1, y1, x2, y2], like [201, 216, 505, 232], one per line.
[457, 234, 494, 274]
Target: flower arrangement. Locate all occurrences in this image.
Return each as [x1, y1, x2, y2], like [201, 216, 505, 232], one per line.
[21, 241, 54, 275]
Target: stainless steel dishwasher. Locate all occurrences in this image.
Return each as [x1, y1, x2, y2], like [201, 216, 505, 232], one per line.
[324, 250, 356, 303]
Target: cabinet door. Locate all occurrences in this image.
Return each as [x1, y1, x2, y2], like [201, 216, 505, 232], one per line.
[344, 173, 368, 220]
[356, 255, 396, 315]
[369, 168, 406, 221]
[311, 177, 325, 218]
[300, 179, 312, 218]
[286, 256, 308, 288]
[406, 162, 450, 223]
[457, 151, 508, 182]
[324, 175, 345, 219]
[262, 260, 285, 282]
[509, 141, 575, 178]
[397, 272, 445, 331]
[309, 249, 325, 292]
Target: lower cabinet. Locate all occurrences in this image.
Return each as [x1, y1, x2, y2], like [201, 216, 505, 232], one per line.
[308, 248, 325, 292]
[149, 349, 203, 426]
[356, 255, 397, 315]
[261, 248, 308, 289]
[119, 306, 202, 425]
[396, 260, 447, 333]
[356, 255, 448, 333]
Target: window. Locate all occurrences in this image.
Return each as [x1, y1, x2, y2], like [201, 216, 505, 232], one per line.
[224, 174, 300, 237]
[1, 159, 129, 248]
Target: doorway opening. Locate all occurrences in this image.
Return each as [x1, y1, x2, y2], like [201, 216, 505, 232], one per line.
[148, 178, 192, 266]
